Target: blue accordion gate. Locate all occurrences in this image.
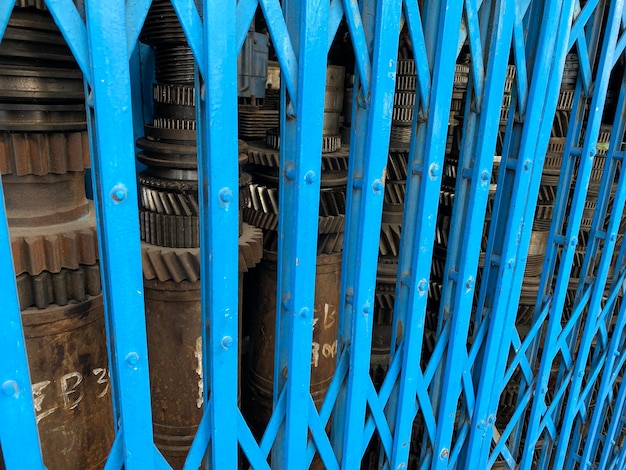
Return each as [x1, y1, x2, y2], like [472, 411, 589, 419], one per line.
[1, 0, 626, 469]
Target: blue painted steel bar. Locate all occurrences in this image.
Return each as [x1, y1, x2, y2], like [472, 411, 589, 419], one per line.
[387, 1, 463, 467]
[271, 0, 328, 466]
[333, 0, 401, 466]
[550, 20, 625, 470]
[193, 0, 241, 465]
[340, 0, 372, 99]
[387, 2, 469, 468]
[465, 0, 576, 466]
[258, 0, 299, 109]
[125, 0, 153, 57]
[237, 0, 259, 52]
[0, 188, 44, 469]
[524, 3, 625, 467]
[0, 0, 15, 39]
[170, 0, 205, 78]
[0, 5, 45, 468]
[401, 0, 430, 106]
[83, 1, 157, 467]
[600, 370, 626, 469]
[573, 75, 626, 469]
[327, 0, 344, 53]
[430, 0, 514, 465]
[45, 0, 93, 85]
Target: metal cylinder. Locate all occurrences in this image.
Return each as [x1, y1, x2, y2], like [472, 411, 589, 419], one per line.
[144, 274, 245, 469]
[21, 295, 114, 469]
[323, 65, 345, 136]
[144, 279, 203, 469]
[3, 173, 88, 227]
[246, 251, 341, 437]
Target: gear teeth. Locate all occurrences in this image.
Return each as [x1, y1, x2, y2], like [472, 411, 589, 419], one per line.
[237, 223, 264, 272]
[15, 0, 48, 8]
[384, 182, 406, 205]
[153, 83, 196, 106]
[140, 211, 200, 248]
[387, 150, 409, 180]
[141, 223, 263, 282]
[247, 140, 350, 170]
[17, 264, 102, 310]
[379, 223, 402, 257]
[239, 107, 280, 140]
[0, 131, 90, 176]
[10, 211, 98, 276]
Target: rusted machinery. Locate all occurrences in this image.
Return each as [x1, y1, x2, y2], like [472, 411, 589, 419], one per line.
[139, 2, 263, 467]
[0, 6, 113, 469]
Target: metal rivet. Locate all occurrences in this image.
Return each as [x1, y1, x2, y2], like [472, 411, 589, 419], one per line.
[507, 258, 515, 269]
[465, 277, 474, 290]
[439, 448, 449, 459]
[578, 371, 584, 378]
[417, 279, 428, 293]
[610, 233, 617, 242]
[590, 147, 596, 157]
[353, 178, 363, 189]
[429, 163, 440, 179]
[480, 170, 490, 182]
[221, 336, 233, 349]
[304, 171, 316, 184]
[541, 386, 548, 394]
[111, 185, 127, 203]
[570, 236, 578, 246]
[363, 305, 372, 316]
[1, 380, 17, 397]
[299, 307, 310, 318]
[400, 274, 411, 286]
[524, 159, 532, 171]
[487, 414, 495, 424]
[372, 179, 384, 193]
[285, 165, 296, 181]
[282, 298, 291, 311]
[219, 188, 233, 203]
[126, 352, 140, 367]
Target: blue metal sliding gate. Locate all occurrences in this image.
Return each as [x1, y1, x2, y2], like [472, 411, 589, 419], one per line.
[1, 0, 626, 468]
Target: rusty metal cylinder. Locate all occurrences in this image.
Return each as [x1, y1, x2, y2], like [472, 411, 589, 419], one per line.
[21, 295, 114, 469]
[144, 279, 203, 469]
[246, 251, 341, 436]
[2, 173, 88, 227]
[144, 274, 244, 469]
[323, 65, 345, 137]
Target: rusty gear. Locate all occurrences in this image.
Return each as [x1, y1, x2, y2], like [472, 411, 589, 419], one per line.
[0, 131, 90, 176]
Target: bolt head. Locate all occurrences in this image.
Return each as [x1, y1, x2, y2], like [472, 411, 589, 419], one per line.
[481, 170, 490, 182]
[1, 380, 17, 397]
[372, 179, 384, 193]
[111, 185, 127, 202]
[125, 352, 140, 367]
[304, 170, 316, 184]
[439, 448, 449, 459]
[221, 336, 233, 349]
[418, 279, 428, 293]
[429, 163, 440, 179]
[219, 188, 233, 203]
[299, 307, 310, 318]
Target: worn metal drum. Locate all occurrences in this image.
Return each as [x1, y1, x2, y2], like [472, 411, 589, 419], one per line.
[21, 294, 114, 469]
[143, 279, 203, 468]
[246, 251, 341, 440]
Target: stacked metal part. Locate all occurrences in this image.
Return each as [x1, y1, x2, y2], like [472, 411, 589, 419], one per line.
[0, 6, 114, 469]
[138, 2, 263, 467]
[243, 66, 346, 456]
[238, 47, 277, 140]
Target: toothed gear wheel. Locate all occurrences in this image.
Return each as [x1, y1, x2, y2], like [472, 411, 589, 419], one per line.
[264, 128, 342, 153]
[386, 150, 409, 180]
[141, 223, 263, 282]
[139, 211, 199, 248]
[16, 264, 102, 310]
[379, 223, 402, 257]
[0, 131, 90, 176]
[10, 204, 98, 276]
[247, 140, 349, 172]
[153, 83, 196, 106]
[139, 173, 199, 216]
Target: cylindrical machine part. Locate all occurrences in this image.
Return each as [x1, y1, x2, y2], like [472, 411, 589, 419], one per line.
[144, 274, 245, 469]
[2, 173, 88, 227]
[323, 65, 345, 137]
[21, 295, 114, 470]
[144, 279, 203, 469]
[246, 251, 341, 437]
